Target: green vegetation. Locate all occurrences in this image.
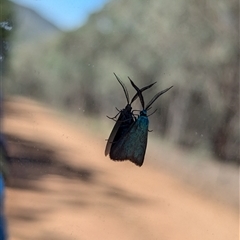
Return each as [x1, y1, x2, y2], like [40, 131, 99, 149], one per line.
[4, 0, 239, 163]
[0, 0, 14, 74]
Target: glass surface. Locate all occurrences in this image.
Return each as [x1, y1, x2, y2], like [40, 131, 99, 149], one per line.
[1, 0, 239, 239]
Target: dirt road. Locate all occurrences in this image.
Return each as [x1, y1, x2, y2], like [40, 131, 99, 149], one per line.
[3, 97, 239, 240]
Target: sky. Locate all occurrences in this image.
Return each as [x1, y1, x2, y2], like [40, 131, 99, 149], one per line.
[10, 0, 110, 31]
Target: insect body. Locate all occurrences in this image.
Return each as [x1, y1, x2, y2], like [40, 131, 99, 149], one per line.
[105, 73, 155, 156]
[110, 80, 173, 166]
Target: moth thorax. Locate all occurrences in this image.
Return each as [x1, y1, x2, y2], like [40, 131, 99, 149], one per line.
[140, 110, 147, 117]
[125, 104, 132, 111]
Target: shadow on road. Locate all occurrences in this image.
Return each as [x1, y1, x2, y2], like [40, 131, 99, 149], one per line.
[5, 132, 148, 204]
[6, 133, 96, 190]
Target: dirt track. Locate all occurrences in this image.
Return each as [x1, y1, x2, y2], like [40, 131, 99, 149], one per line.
[3, 97, 239, 240]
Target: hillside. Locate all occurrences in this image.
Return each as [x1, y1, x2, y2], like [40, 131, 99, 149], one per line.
[12, 1, 62, 43]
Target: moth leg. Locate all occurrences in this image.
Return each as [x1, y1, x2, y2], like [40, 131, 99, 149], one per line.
[116, 116, 134, 123]
[132, 109, 140, 114]
[147, 109, 158, 117]
[106, 111, 120, 120]
[107, 116, 117, 121]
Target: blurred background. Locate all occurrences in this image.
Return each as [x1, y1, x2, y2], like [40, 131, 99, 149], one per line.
[0, 0, 239, 239]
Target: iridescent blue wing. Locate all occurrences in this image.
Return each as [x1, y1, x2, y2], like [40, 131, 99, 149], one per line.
[110, 115, 149, 166]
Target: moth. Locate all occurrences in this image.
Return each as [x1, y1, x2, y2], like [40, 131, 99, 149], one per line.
[105, 73, 156, 157]
[110, 78, 173, 166]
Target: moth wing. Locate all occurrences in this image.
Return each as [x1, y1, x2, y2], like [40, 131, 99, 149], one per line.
[105, 113, 123, 156]
[110, 116, 149, 166]
[105, 106, 134, 156]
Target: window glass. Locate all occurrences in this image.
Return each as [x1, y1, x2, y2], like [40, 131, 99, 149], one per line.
[1, 0, 238, 239]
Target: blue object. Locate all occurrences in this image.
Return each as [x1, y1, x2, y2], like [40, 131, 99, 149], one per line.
[105, 73, 155, 156]
[0, 174, 7, 240]
[110, 80, 173, 166]
[0, 133, 8, 240]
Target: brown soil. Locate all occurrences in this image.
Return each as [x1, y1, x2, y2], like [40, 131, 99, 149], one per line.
[3, 97, 239, 240]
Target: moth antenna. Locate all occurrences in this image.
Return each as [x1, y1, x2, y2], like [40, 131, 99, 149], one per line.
[114, 73, 130, 104]
[129, 77, 145, 109]
[145, 86, 173, 111]
[131, 82, 157, 104]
